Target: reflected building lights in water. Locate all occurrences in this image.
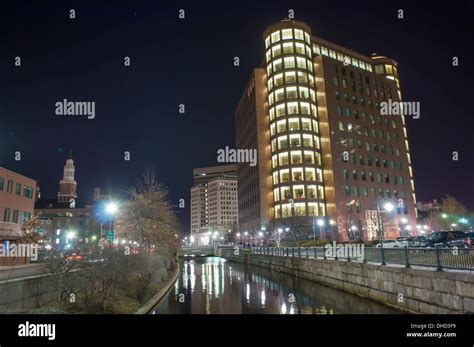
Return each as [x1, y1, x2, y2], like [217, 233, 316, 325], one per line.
[153, 257, 401, 314]
[201, 264, 206, 293]
[213, 263, 220, 298]
[182, 262, 189, 291]
[190, 262, 196, 293]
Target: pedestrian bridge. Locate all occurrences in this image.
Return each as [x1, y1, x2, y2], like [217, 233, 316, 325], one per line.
[178, 246, 216, 257]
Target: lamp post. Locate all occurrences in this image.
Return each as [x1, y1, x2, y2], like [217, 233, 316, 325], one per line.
[105, 202, 118, 243]
[400, 217, 408, 237]
[316, 219, 325, 246]
[375, 198, 394, 248]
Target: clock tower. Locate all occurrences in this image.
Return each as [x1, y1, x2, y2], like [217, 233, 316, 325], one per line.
[57, 151, 78, 204]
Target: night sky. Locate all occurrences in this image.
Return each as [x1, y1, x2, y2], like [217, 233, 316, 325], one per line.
[0, 0, 473, 232]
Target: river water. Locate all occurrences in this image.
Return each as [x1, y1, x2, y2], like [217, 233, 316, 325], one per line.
[152, 257, 399, 314]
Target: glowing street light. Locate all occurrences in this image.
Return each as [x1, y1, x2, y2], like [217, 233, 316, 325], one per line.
[442, 214, 447, 219]
[285, 227, 290, 232]
[105, 202, 118, 215]
[236, 232, 241, 238]
[329, 219, 336, 226]
[459, 218, 468, 224]
[383, 202, 394, 212]
[67, 231, 76, 239]
[277, 228, 283, 234]
[258, 231, 263, 238]
[317, 219, 325, 227]
[400, 218, 408, 224]
[351, 225, 358, 231]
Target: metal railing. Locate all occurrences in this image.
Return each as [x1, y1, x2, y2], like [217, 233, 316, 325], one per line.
[248, 246, 474, 271]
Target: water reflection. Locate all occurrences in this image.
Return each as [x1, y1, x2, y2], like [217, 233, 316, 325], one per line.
[153, 257, 399, 314]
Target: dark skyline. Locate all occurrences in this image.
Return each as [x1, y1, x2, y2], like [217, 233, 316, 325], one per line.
[1, 0, 473, 231]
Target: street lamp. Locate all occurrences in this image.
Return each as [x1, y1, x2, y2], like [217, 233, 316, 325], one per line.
[105, 202, 119, 242]
[383, 202, 394, 212]
[375, 198, 394, 248]
[316, 219, 325, 245]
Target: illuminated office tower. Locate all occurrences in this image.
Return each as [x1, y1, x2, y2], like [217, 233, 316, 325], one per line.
[235, 19, 417, 241]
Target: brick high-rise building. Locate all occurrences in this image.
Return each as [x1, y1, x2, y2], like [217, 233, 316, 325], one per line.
[235, 19, 417, 241]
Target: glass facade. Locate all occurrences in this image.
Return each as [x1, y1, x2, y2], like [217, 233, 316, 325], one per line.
[265, 27, 325, 219]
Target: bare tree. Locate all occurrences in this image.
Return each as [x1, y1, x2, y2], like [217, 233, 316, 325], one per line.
[116, 168, 180, 255]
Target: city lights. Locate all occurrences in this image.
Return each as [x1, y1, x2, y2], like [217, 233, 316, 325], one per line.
[383, 202, 395, 212]
[105, 202, 118, 215]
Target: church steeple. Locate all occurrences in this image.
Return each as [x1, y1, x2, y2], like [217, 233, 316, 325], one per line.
[57, 153, 78, 204]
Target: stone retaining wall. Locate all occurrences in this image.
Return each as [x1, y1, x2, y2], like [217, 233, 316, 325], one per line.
[221, 251, 474, 314]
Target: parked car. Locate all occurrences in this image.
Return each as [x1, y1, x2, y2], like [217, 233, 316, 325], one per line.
[375, 239, 408, 248]
[423, 231, 471, 248]
[65, 252, 84, 262]
[405, 236, 424, 247]
[466, 232, 474, 244]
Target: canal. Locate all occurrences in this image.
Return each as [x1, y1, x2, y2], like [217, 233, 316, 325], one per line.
[152, 257, 400, 314]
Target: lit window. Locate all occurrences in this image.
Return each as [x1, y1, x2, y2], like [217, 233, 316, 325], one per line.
[300, 102, 310, 115]
[278, 152, 289, 166]
[273, 58, 283, 72]
[287, 102, 299, 114]
[303, 151, 314, 164]
[291, 151, 302, 164]
[271, 31, 281, 43]
[295, 42, 305, 54]
[284, 56, 295, 69]
[308, 202, 318, 216]
[302, 134, 313, 147]
[272, 44, 282, 58]
[288, 118, 299, 130]
[301, 118, 311, 130]
[286, 86, 298, 99]
[305, 168, 316, 181]
[280, 170, 290, 183]
[273, 172, 279, 184]
[289, 134, 301, 147]
[294, 29, 304, 40]
[296, 57, 306, 69]
[293, 185, 305, 199]
[313, 44, 320, 55]
[285, 71, 296, 83]
[283, 42, 293, 54]
[273, 188, 280, 201]
[292, 168, 304, 182]
[282, 29, 293, 40]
